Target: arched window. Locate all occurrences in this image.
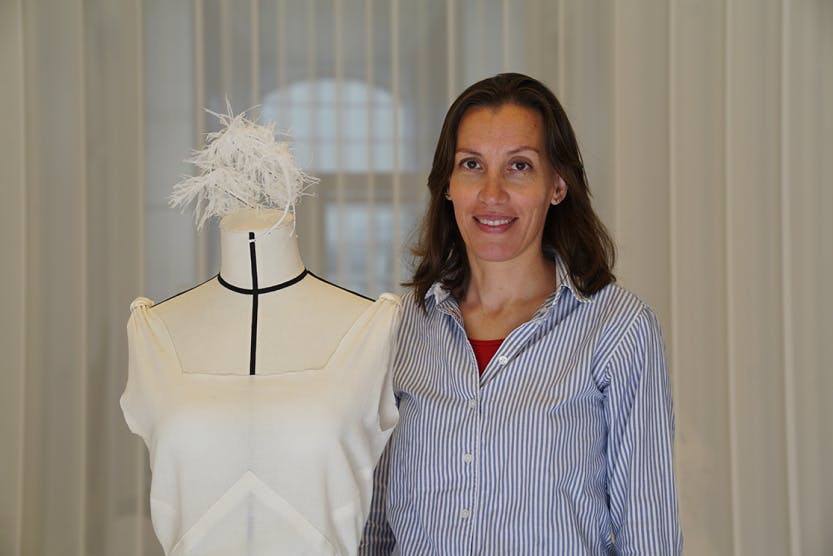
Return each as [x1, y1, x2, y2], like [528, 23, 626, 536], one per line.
[260, 78, 413, 173]
[258, 78, 421, 295]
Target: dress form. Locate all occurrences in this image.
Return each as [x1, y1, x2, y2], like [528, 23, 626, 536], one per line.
[154, 208, 371, 375]
[121, 207, 399, 555]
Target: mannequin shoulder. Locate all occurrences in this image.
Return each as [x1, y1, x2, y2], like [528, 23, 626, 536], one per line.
[312, 277, 401, 302]
[148, 278, 227, 317]
[301, 275, 371, 307]
[129, 296, 155, 312]
[373, 292, 402, 316]
[130, 279, 242, 340]
[376, 292, 401, 304]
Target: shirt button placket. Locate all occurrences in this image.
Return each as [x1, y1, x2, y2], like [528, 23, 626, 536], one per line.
[463, 393, 479, 538]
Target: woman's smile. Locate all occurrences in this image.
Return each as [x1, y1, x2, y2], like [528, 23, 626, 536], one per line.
[473, 214, 517, 231]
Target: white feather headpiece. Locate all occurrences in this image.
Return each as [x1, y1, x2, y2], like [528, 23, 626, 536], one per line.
[170, 105, 317, 230]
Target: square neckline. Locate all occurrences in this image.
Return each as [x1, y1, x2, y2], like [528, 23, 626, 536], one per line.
[146, 293, 398, 378]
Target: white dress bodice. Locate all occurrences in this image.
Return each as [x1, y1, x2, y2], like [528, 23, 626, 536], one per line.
[121, 289, 400, 556]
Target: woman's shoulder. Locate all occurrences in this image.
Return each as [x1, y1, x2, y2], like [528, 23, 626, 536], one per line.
[398, 289, 427, 318]
[395, 287, 449, 330]
[592, 281, 648, 308]
[585, 281, 660, 333]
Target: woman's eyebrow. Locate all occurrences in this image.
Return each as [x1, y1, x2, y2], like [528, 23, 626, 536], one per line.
[454, 146, 540, 155]
[507, 146, 540, 155]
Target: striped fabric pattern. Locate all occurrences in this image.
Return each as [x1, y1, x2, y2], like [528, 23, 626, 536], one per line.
[361, 260, 682, 555]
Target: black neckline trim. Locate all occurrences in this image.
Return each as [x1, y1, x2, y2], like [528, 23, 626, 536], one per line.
[217, 269, 309, 295]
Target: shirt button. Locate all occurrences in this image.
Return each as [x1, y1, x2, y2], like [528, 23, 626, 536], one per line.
[496, 355, 509, 366]
[468, 399, 477, 409]
[463, 453, 473, 463]
[460, 508, 471, 519]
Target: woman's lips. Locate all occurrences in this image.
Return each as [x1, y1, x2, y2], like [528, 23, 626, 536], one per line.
[473, 215, 516, 232]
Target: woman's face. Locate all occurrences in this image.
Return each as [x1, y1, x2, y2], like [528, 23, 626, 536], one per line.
[447, 103, 566, 269]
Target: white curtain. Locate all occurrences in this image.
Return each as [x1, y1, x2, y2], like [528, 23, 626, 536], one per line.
[2, 1, 831, 554]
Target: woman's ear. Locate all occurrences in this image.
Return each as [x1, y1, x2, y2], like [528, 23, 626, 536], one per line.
[551, 175, 568, 205]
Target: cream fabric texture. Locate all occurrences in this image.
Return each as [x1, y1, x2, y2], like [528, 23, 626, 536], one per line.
[120, 294, 400, 556]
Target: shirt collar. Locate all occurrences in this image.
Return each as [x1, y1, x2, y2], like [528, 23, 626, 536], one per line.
[425, 253, 593, 310]
[427, 281, 453, 306]
[553, 254, 592, 304]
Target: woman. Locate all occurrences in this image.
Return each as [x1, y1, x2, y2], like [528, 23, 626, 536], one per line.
[361, 73, 681, 554]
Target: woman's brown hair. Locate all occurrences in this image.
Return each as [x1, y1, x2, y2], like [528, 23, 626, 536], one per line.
[407, 73, 616, 309]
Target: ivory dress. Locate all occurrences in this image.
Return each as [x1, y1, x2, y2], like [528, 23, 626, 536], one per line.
[120, 291, 400, 556]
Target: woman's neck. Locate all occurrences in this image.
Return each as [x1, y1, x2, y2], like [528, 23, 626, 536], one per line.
[459, 254, 557, 340]
[463, 254, 557, 312]
[218, 209, 305, 290]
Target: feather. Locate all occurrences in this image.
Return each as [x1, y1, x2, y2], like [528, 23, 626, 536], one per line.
[169, 103, 317, 230]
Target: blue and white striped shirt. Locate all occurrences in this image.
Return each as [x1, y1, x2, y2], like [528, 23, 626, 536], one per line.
[361, 260, 682, 555]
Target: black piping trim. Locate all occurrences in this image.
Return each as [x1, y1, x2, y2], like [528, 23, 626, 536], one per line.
[248, 232, 258, 375]
[308, 271, 374, 301]
[217, 269, 309, 295]
[153, 275, 217, 307]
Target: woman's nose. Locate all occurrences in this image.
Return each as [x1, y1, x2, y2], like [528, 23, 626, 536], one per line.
[477, 172, 509, 204]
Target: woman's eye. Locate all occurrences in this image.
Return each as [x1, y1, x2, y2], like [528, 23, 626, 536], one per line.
[511, 161, 531, 172]
[461, 159, 480, 170]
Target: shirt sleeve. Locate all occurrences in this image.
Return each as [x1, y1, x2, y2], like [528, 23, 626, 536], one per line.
[604, 306, 683, 555]
[358, 439, 396, 555]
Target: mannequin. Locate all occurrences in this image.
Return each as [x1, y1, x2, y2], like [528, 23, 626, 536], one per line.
[121, 208, 400, 555]
[155, 208, 374, 375]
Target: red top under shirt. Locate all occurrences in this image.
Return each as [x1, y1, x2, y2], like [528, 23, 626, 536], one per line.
[469, 338, 505, 375]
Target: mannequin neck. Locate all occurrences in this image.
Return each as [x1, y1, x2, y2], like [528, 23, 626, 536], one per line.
[218, 209, 305, 290]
